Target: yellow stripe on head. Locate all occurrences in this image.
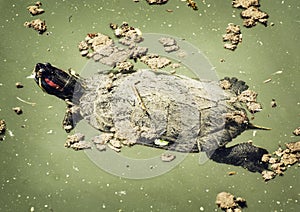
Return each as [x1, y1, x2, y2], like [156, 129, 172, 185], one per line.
[38, 78, 46, 92]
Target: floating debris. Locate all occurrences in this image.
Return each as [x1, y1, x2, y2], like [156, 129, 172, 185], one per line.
[16, 97, 36, 106]
[109, 24, 118, 32]
[113, 22, 143, 43]
[232, 0, 259, 9]
[161, 153, 176, 162]
[293, 127, 300, 136]
[220, 78, 264, 113]
[24, 19, 47, 34]
[261, 170, 276, 181]
[261, 141, 300, 181]
[27, 1, 45, 16]
[263, 78, 271, 83]
[228, 171, 237, 176]
[78, 23, 148, 67]
[0, 120, 6, 134]
[232, 0, 269, 27]
[286, 141, 300, 152]
[186, 0, 198, 10]
[65, 133, 91, 150]
[270, 99, 277, 108]
[159, 37, 180, 53]
[272, 70, 283, 75]
[241, 6, 268, 27]
[145, 0, 168, 5]
[222, 23, 242, 51]
[12, 107, 23, 115]
[238, 90, 262, 113]
[0, 120, 6, 140]
[216, 192, 247, 211]
[15, 82, 24, 88]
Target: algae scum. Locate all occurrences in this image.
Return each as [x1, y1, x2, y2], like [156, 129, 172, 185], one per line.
[0, 0, 299, 211]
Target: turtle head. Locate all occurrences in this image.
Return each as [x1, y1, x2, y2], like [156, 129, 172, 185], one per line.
[33, 63, 83, 104]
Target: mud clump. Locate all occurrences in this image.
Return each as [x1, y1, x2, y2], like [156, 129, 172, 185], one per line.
[78, 22, 184, 72]
[65, 133, 91, 150]
[232, 0, 259, 8]
[78, 22, 148, 69]
[261, 141, 300, 181]
[27, 1, 44, 16]
[12, 107, 23, 115]
[293, 127, 300, 136]
[24, 2, 47, 34]
[232, 0, 269, 27]
[216, 192, 247, 211]
[24, 19, 47, 34]
[241, 6, 268, 27]
[220, 77, 262, 113]
[222, 23, 242, 51]
[113, 22, 143, 44]
[237, 90, 262, 113]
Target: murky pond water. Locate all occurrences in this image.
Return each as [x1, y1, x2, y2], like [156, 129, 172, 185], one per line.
[0, 0, 299, 211]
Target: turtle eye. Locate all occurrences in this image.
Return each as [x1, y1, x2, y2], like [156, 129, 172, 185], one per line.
[37, 68, 45, 77]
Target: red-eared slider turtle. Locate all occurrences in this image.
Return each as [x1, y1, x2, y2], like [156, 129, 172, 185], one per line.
[33, 62, 270, 172]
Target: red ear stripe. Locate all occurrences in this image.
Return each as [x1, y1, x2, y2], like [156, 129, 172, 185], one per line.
[45, 78, 63, 90]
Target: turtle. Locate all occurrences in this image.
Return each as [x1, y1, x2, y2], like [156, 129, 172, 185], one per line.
[32, 62, 270, 172]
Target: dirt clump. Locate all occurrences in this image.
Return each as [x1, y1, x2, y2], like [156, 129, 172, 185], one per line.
[222, 23, 242, 51]
[261, 141, 300, 181]
[216, 192, 247, 211]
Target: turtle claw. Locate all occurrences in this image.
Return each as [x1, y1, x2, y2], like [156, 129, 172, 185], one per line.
[63, 109, 74, 133]
[62, 103, 82, 133]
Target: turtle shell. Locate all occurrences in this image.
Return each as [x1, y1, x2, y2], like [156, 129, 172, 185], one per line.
[79, 69, 249, 153]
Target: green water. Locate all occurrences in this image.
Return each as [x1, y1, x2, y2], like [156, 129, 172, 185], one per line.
[0, 0, 299, 211]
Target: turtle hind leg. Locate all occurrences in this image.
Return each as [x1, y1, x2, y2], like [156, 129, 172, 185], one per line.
[208, 142, 269, 173]
[220, 77, 249, 95]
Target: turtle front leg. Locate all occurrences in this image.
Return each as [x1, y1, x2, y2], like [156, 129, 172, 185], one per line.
[208, 142, 269, 173]
[62, 100, 82, 133]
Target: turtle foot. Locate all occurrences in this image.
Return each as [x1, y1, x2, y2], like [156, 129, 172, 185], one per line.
[208, 142, 269, 173]
[62, 103, 82, 133]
